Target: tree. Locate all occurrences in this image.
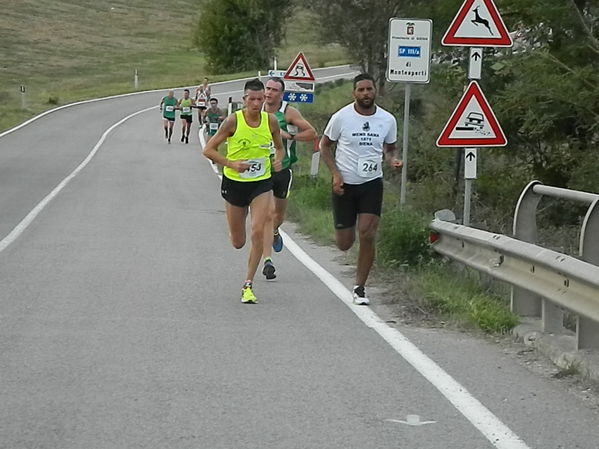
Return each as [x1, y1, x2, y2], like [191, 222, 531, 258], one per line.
[195, 0, 291, 73]
[301, 1, 402, 90]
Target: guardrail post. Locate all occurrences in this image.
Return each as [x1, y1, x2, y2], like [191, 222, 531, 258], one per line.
[577, 198, 599, 349]
[542, 299, 563, 334]
[511, 181, 544, 316]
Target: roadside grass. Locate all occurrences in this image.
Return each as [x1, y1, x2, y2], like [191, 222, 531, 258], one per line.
[288, 79, 519, 334]
[0, 2, 349, 132]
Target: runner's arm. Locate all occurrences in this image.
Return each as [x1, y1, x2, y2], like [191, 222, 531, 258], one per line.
[202, 114, 248, 173]
[269, 114, 284, 172]
[383, 142, 403, 169]
[286, 107, 317, 142]
[319, 135, 344, 195]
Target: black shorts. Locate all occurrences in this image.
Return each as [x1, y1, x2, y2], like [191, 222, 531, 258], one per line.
[332, 177, 383, 229]
[164, 117, 175, 122]
[181, 115, 193, 123]
[271, 167, 293, 199]
[197, 105, 207, 110]
[221, 176, 272, 208]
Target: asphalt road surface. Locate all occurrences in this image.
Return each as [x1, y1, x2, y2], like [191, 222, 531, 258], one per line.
[1, 67, 598, 449]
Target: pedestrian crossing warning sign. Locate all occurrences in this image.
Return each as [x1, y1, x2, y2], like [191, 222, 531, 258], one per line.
[442, 0, 513, 47]
[436, 81, 507, 147]
[283, 52, 315, 82]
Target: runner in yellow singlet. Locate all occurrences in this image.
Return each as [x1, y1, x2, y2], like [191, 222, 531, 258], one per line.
[202, 78, 284, 304]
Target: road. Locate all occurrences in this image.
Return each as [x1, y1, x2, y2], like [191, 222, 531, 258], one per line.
[0, 67, 598, 449]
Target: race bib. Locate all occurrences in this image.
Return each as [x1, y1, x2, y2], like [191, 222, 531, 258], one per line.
[239, 158, 267, 179]
[197, 100, 206, 107]
[209, 122, 219, 131]
[357, 156, 382, 178]
[182, 106, 191, 114]
[165, 105, 174, 112]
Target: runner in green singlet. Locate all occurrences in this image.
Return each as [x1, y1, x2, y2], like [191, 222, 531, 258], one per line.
[202, 78, 284, 304]
[177, 89, 195, 144]
[159, 89, 177, 144]
[260, 77, 317, 280]
[204, 98, 224, 143]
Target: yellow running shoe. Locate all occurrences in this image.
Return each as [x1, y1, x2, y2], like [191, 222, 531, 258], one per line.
[241, 283, 258, 304]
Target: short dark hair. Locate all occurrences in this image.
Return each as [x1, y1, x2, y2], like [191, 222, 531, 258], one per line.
[353, 73, 375, 89]
[244, 78, 264, 93]
[210, 98, 218, 104]
[184, 88, 190, 93]
[268, 77, 285, 91]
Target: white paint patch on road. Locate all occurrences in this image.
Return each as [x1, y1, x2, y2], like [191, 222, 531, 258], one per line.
[280, 232, 531, 449]
[385, 415, 437, 426]
[0, 106, 155, 254]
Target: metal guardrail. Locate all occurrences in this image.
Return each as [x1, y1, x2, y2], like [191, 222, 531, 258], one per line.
[430, 181, 599, 350]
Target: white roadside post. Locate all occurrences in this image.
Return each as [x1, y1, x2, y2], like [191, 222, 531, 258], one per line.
[134, 68, 139, 90]
[387, 18, 433, 206]
[438, 0, 513, 225]
[20, 85, 26, 110]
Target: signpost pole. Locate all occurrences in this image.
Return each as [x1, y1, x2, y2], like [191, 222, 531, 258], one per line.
[400, 83, 411, 206]
[463, 48, 483, 225]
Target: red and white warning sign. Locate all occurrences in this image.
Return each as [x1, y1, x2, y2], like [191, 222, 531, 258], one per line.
[283, 52, 316, 82]
[442, 0, 513, 47]
[436, 81, 507, 147]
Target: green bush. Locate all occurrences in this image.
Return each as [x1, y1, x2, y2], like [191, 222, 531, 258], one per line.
[377, 206, 431, 267]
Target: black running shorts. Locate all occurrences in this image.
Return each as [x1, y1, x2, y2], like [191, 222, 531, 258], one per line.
[332, 177, 383, 229]
[221, 176, 273, 208]
[181, 115, 193, 124]
[271, 167, 293, 199]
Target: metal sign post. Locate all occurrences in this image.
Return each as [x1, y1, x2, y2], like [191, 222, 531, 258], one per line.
[387, 18, 433, 206]
[464, 48, 482, 226]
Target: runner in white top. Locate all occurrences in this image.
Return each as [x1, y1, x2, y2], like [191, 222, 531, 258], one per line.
[320, 73, 403, 305]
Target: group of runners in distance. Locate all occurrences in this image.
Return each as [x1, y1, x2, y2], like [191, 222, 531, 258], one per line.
[159, 77, 224, 144]
[164, 72, 402, 305]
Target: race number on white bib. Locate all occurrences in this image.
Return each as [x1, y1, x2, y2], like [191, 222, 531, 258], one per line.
[209, 122, 219, 131]
[197, 100, 206, 107]
[182, 106, 191, 114]
[165, 105, 174, 112]
[357, 156, 382, 178]
[239, 158, 267, 179]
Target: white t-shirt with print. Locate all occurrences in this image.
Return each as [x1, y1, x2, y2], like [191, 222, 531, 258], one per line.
[324, 103, 397, 185]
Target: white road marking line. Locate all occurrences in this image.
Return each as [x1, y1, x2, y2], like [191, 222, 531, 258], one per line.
[197, 124, 530, 448]
[281, 232, 531, 449]
[0, 106, 154, 254]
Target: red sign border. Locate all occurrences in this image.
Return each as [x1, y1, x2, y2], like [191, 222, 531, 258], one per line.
[442, 0, 513, 47]
[283, 52, 316, 82]
[436, 81, 507, 147]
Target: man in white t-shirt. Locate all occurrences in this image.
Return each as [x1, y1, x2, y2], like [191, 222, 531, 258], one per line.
[320, 73, 403, 305]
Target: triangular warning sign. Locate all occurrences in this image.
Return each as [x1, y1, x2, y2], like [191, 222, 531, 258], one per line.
[283, 52, 315, 81]
[442, 0, 513, 47]
[437, 81, 507, 147]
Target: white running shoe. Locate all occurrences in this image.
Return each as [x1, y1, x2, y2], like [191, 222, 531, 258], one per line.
[352, 285, 370, 305]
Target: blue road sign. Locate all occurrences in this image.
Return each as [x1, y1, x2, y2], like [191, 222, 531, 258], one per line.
[399, 46, 421, 57]
[283, 91, 314, 103]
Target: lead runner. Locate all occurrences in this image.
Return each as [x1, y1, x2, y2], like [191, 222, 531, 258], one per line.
[203, 78, 284, 304]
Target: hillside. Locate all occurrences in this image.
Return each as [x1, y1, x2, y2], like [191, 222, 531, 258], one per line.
[0, 1, 348, 131]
